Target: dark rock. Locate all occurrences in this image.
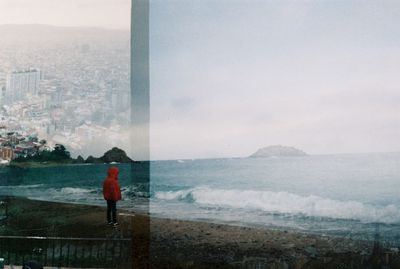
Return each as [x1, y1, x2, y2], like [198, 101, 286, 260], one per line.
[99, 147, 134, 163]
[83, 148, 134, 164]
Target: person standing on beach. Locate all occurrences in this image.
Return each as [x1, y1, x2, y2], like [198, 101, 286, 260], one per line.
[103, 166, 122, 226]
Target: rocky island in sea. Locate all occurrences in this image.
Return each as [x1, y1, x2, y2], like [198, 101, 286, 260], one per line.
[83, 147, 134, 164]
[249, 145, 307, 157]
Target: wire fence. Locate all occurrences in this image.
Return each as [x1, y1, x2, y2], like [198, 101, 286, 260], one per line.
[0, 235, 131, 268]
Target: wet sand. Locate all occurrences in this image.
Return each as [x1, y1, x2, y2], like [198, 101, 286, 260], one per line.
[1, 197, 400, 268]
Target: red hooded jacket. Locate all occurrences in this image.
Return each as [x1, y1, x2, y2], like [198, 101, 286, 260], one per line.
[103, 166, 122, 201]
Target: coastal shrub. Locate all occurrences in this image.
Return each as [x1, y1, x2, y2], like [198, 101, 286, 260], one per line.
[12, 144, 72, 163]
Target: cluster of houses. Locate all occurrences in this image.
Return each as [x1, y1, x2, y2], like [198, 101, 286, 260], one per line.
[0, 125, 48, 164]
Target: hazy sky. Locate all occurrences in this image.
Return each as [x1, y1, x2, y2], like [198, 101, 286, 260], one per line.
[150, 1, 400, 160]
[0, 0, 130, 29]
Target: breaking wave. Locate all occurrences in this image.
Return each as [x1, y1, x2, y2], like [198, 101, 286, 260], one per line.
[1, 184, 44, 189]
[155, 187, 400, 224]
[60, 187, 93, 194]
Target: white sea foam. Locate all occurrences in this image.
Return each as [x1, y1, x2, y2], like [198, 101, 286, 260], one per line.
[155, 187, 400, 224]
[60, 187, 93, 194]
[155, 189, 193, 200]
[5, 184, 44, 189]
[39, 187, 99, 202]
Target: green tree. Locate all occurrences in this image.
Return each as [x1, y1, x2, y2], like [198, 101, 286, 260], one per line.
[52, 144, 71, 161]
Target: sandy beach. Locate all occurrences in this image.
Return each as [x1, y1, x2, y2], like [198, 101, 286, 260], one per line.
[1, 197, 400, 268]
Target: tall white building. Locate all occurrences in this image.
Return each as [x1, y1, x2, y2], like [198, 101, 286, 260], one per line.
[5, 69, 42, 103]
[0, 87, 5, 106]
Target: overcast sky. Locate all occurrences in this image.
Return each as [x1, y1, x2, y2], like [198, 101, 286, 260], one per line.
[0, 0, 130, 29]
[150, 1, 400, 160]
[2, 0, 400, 160]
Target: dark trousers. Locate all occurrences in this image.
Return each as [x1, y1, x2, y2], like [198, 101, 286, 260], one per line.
[106, 200, 117, 223]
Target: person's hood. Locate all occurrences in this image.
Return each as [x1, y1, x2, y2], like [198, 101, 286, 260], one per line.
[107, 166, 119, 180]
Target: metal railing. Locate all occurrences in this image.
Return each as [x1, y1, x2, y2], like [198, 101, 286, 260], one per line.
[0, 236, 131, 268]
[0, 200, 8, 225]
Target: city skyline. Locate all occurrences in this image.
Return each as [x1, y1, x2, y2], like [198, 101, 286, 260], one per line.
[0, 0, 131, 161]
[0, 24, 131, 160]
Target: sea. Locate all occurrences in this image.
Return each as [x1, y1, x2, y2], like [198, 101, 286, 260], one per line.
[1, 152, 400, 243]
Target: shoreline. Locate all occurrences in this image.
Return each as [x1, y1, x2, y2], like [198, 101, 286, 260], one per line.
[1, 197, 400, 268]
[17, 195, 388, 243]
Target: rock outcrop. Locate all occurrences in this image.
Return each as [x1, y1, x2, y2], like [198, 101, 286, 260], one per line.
[249, 145, 306, 158]
[85, 147, 134, 163]
[99, 147, 134, 163]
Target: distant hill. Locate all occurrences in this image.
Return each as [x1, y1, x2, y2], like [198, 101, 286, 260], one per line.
[0, 24, 129, 46]
[249, 145, 307, 158]
[0, 24, 128, 33]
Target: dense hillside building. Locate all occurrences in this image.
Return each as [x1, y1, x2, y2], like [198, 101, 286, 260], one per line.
[5, 69, 42, 103]
[0, 147, 14, 161]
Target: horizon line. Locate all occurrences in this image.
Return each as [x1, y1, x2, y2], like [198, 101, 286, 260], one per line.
[149, 150, 400, 162]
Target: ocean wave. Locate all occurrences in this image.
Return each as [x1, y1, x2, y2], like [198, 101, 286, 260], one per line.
[154, 187, 400, 224]
[5, 184, 44, 189]
[40, 187, 100, 202]
[155, 189, 193, 200]
[60, 187, 93, 194]
[27, 186, 149, 203]
[121, 186, 150, 198]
